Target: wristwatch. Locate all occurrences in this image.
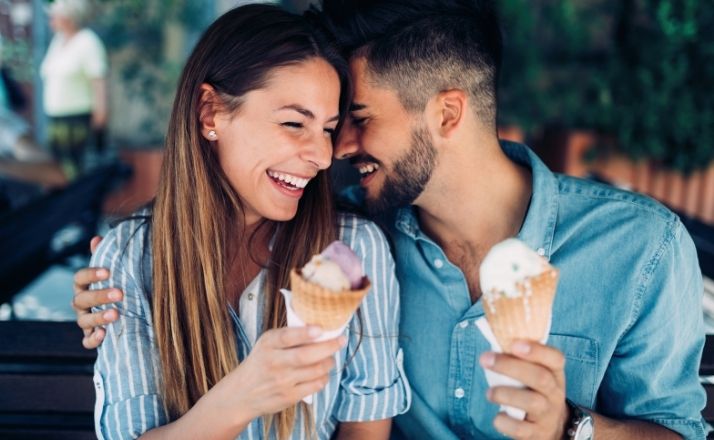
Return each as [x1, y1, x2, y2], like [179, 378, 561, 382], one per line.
[565, 399, 594, 440]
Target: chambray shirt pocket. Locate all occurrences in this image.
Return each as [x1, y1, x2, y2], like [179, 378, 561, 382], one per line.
[548, 333, 599, 406]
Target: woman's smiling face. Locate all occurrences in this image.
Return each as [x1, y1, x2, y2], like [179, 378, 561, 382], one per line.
[211, 57, 341, 225]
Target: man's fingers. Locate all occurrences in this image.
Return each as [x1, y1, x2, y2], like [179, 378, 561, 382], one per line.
[492, 411, 536, 439]
[510, 341, 566, 371]
[90, 236, 103, 254]
[72, 288, 122, 311]
[480, 351, 561, 396]
[77, 308, 118, 331]
[509, 341, 567, 390]
[487, 386, 549, 420]
[82, 328, 106, 350]
[73, 267, 109, 292]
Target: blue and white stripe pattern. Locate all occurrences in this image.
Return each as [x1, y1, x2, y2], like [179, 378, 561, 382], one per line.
[91, 210, 410, 439]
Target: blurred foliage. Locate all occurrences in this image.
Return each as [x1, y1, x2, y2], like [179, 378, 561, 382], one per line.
[607, 0, 714, 173]
[91, 0, 209, 146]
[498, 0, 714, 172]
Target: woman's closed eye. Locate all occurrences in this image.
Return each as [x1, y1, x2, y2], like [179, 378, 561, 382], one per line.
[281, 121, 304, 130]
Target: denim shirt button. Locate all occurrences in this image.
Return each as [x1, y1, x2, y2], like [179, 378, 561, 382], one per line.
[537, 248, 545, 256]
[433, 258, 444, 269]
[454, 387, 465, 399]
[459, 320, 469, 329]
[247, 293, 255, 301]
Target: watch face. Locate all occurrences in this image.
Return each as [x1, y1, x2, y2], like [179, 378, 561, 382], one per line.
[574, 417, 594, 440]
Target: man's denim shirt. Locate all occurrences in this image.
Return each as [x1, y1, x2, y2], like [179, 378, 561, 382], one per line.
[347, 142, 706, 439]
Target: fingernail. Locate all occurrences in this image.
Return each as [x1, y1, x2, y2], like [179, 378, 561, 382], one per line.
[513, 341, 531, 355]
[486, 388, 493, 401]
[108, 290, 121, 300]
[95, 332, 104, 340]
[338, 335, 348, 347]
[307, 326, 323, 338]
[480, 352, 495, 368]
[96, 269, 108, 278]
[103, 311, 114, 320]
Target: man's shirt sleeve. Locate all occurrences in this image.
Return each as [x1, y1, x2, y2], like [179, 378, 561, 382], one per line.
[597, 218, 706, 439]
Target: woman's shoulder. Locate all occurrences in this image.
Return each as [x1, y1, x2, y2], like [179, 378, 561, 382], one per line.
[91, 208, 152, 272]
[336, 212, 391, 257]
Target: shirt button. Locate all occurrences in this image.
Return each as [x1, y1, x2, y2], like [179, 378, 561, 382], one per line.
[433, 258, 444, 269]
[454, 387, 465, 399]
[459, 320, 469, 329]
[247, 293, 255, 301]
[537, 248, 545, 256]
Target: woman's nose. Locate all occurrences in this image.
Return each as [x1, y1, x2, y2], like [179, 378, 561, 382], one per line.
[301, 134, 333, 170]
[334, 118, 359, 159]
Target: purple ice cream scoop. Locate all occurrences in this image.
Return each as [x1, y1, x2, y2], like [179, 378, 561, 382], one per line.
[321, 241, 364, 289]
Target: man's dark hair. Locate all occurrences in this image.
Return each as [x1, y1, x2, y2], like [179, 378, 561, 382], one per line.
[317, 0, 502, 126]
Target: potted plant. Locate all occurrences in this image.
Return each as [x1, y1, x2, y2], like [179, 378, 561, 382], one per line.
[596, 0, 714, 222]
[91, 0, 210, 214]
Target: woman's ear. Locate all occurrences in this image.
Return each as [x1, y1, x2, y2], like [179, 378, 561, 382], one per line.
[199, 83, 220, 141]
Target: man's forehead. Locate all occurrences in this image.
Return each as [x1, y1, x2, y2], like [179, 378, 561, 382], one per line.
[348, 56, 396, 110]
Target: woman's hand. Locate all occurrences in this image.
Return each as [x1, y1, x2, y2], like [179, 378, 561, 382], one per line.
[206, 325, 347, 427]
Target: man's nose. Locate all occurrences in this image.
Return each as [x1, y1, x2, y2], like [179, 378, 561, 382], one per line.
[334, 118, 359, 159]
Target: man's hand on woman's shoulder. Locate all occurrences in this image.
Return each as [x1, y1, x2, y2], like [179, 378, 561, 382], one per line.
[72, 236, 123, 349]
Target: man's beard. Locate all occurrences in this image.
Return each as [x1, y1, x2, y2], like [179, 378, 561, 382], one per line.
[366, 125, 437, 215]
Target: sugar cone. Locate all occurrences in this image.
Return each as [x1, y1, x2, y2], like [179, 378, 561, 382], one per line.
[482, 268, 559, 353]
[289, 269, 371, 330]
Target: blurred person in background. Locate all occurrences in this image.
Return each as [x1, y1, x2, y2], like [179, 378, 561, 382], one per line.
[0, 36, 65, 197]
[41, 0, 107, 181]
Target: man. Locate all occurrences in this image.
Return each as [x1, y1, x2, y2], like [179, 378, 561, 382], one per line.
[74, 1, 705, 438]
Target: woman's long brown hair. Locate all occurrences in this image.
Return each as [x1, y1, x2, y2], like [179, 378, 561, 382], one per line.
[151, 5, 350, 438]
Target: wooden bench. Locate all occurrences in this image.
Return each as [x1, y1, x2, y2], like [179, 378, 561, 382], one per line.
[0, 321, 96, 439]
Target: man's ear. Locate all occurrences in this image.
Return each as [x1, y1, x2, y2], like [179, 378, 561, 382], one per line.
[198, 83, 220, 140]
[428, 89, 466, 139]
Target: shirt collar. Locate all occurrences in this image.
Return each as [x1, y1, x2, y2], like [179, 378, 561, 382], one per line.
[394, 141, 559, 260]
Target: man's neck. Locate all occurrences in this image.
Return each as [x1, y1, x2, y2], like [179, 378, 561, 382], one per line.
[416, 137, 532, 301]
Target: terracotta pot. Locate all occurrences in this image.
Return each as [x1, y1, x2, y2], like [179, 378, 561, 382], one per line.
[592, 154, 637, 189]
[103, 148, 163, 216]
[534, 128, 598, 177]
[498, 125, 526, 143]
[701, 162, 714, 225]
[682, 169, 703, 220]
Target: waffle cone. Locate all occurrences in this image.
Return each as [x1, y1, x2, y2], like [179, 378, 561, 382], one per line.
[289, 269, 371, 330]
[482, 268, 559, 353]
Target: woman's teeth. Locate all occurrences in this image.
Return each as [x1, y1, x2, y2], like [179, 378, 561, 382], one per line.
[267, 170, 309, 189]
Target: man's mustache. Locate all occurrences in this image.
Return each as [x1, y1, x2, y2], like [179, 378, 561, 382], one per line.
[349, 155, 380, 166]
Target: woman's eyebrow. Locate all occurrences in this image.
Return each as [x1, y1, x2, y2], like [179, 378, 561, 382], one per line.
[276, 104, 339, 122]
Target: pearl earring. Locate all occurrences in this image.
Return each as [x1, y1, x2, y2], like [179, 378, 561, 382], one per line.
[207, 130, 217, 139]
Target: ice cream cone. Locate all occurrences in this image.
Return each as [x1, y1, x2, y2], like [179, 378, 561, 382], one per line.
[289, 269, 371, 330]
[482, 268, 558, 353]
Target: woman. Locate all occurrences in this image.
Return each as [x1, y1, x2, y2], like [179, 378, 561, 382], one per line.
[90, 5, 408, 440]
[40, 0, 107, 181]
